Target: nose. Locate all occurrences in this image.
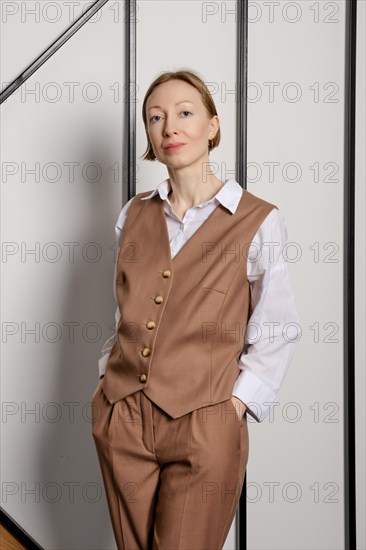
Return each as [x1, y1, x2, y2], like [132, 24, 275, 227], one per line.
[163, 114, 178, 136]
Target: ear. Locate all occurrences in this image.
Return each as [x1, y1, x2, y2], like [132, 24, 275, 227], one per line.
[209, 114, 220, 138]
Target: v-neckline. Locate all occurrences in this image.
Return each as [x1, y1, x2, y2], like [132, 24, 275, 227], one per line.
[158, 195, 229, 264]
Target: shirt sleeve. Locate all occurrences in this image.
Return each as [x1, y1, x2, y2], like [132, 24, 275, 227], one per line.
[98, 198, 135, 379]
[231, 207, 301, 422]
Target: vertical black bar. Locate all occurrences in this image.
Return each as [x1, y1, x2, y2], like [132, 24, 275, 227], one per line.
[237, 0, 248, 193]
[237, 0, 248, 549]
[344, 0, 357, 548]
[127, 0, 136, 200]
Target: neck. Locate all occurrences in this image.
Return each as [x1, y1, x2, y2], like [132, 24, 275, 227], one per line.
[167, 174, 225, 209]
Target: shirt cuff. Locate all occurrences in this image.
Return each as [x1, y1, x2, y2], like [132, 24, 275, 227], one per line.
[231, 369, 278, 423]
[98, 353, 109, 379]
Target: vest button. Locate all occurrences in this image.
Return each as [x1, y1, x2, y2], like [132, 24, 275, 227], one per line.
[154, 295, 163, 304]
[142, 347, 151, 357]
[139, 373, 147, 383]
[162, 269, 171, 278]
[146, 321, 155, 329]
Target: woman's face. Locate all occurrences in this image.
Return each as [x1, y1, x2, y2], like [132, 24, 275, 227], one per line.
[145, 79, 219, 169]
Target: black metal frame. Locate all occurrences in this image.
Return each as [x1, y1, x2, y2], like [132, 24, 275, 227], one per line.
[126, 0, 136, 200]
[237, 0, 248, 193]
[0, 0, 358, 548]
[343, 0, 357, 548]
[0, 0, 110, 104]
[0, 508, 43, 550]
[236, 3, 248, 549]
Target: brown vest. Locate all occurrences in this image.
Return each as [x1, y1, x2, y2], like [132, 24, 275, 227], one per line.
[101, 188, 277, 418]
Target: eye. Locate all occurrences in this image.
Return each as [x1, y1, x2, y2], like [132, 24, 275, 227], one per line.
[182, 111, 192, 117]
[149, 115, 161, 122]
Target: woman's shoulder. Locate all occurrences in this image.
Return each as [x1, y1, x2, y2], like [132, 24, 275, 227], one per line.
[243, 189, 278, 212]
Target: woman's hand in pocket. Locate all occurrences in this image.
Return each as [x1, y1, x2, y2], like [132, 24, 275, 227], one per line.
[231, 395, 247, 420]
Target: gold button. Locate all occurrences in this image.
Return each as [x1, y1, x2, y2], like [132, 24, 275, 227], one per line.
[146, 321, 155, 329]
[162, 269, 171, 278]
[154, 295, 163, 304]
[139, 373, 147, 383]
[142, 347, 151, 357]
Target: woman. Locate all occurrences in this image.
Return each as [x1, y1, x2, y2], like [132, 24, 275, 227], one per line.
[91, 69, 300, 550]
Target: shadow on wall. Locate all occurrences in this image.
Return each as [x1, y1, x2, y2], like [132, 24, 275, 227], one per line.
[35, 130, 126, 550]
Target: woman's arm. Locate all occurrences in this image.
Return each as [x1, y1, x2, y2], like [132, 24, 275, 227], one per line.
[98, 198, 134, 379]
[231, 207, 301, 422]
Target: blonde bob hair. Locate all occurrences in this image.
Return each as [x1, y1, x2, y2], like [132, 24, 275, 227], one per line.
[140, 69, 221, 161]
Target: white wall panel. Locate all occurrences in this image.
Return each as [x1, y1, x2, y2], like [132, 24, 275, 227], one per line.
[355, 1, 366, 548]
[0, 0, 87, 84]
[1, 2, 125, 548]
[1, 1, 364, 549]
[136, 0, 238, 195]
[246, 2, 346, 548]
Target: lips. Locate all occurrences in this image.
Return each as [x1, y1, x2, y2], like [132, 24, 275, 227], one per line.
[165, 143, 185, 150]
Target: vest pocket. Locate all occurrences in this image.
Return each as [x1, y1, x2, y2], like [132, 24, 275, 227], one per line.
[201, 285, 226, 295]
[197, 287, 226, 340]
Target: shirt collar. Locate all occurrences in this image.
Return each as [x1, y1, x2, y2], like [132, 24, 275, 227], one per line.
[140, 178, 243, 214]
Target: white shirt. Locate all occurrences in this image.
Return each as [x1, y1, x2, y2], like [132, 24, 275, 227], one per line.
[98, 178, 301, 422]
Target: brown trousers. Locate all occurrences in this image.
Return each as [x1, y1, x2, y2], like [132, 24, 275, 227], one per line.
[91, 379, 249, 550]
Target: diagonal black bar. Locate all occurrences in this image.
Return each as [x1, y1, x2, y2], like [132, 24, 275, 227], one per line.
[0, 0, 110, 104]
[236, 0, 248, 549]
[344, 0, 357, 548]
[0, 507, 44, 550]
